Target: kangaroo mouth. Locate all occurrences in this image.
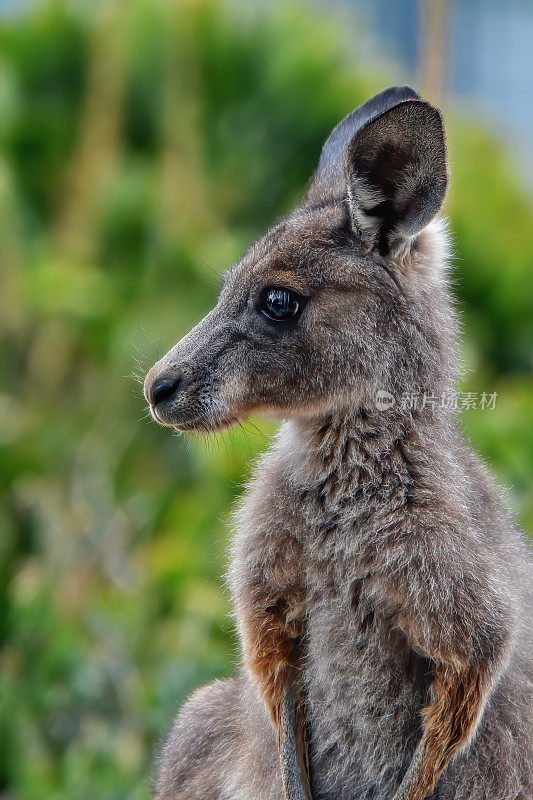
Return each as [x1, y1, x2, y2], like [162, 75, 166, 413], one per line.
[150, 402, 236, 434]
[175, 416, 236, 434]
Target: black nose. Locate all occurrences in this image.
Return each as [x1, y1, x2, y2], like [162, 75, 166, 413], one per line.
[150, 376, 181, 406]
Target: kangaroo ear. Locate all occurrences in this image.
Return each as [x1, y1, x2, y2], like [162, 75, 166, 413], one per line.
[345, 100, 447, 254]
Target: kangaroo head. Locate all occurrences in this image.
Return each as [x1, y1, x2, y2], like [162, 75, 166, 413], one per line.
[144, 86, 452, 432]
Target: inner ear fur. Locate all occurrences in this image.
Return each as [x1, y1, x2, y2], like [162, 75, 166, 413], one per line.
[345, 100, 448, 255]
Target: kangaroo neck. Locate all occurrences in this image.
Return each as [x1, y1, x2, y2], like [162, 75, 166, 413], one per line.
[279, 405, 460, 515]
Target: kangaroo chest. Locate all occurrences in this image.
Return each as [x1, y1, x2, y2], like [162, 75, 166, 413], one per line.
[299, 491, 430, 798]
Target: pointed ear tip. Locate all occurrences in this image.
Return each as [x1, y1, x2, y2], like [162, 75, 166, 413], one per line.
[410, 97, 444, 116]
[375, 96, 446, 137]
[376, 84, 420, 98]
[392, 83, 420, 96]
[387, 95, 442, 115]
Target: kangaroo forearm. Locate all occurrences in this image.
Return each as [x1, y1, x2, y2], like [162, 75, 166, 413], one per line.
[278, 682, 314, 800]
[239, 589, 312, 799]
[239, 576, 305, 695]
[395, 663, 490, 800]
[245, 629, 313, 800]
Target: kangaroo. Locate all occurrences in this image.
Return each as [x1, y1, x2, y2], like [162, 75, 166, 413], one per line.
[144, 87, 532, 800]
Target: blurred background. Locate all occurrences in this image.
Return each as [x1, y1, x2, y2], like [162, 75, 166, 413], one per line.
[0, 1, 531, 798]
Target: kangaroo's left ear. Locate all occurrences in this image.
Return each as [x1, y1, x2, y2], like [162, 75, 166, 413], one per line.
[345, 100, 447, 254]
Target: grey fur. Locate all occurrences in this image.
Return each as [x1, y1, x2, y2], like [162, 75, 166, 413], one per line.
[144, 87, 532, 800]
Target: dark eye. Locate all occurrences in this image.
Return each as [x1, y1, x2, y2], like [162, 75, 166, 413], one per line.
[258, 287, 302, 323]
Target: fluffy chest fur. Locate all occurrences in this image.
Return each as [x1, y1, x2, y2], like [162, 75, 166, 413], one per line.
[281, 415, 434, 798]
[303, 586, 428, 800]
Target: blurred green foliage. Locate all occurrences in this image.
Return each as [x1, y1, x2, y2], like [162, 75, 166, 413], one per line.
[0, 1, 531, 798]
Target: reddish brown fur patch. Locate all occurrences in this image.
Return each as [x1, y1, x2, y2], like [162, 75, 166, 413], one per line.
[403, 664, 487, 800]
[239, 577, 312, 799]
[244, 596, 312, 799]
[243, 588, 304, 712]
[294, 686, 313, 800]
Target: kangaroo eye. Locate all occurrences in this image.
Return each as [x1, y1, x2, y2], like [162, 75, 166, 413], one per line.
[258, 287, 302, 323]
